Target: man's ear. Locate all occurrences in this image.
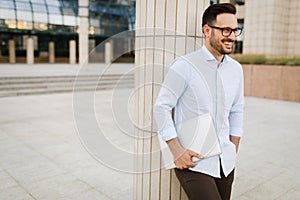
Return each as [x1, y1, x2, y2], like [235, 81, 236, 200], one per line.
[202, 24, 210, 38]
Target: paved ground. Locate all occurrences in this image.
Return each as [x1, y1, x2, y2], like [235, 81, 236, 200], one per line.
[0, 64, 300, 199]
[233, 97, 300, 200]
[0, 63, 134, 77]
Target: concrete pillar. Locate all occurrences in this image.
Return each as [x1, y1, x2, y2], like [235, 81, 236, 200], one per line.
[69, 40, 76, 64]
[49, 41, 55, 63]
[79, 0, 89, 65]
[134, 0, 210, 199]
[105, 41, 113, 64]
[9, 40, 16, 64]
[26, 37, 34, 64]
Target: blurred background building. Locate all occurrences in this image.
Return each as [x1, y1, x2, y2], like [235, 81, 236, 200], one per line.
[220, 0, 300, 58]
[0, 0, 135, 63]
[0, 0, 299, 64]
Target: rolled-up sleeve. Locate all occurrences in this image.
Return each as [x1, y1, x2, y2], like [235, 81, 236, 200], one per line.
[229, 69, 244, 137]
[153, 59, 189, 141]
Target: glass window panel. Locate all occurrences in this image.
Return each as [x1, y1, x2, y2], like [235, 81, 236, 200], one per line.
[33, 22, 48, 30]
[17, 20, 33, 30]
[63, 15, 76, 26]
[33, 13, 48, 23]
[16, 0, 30, 2]
[210, 0, 219, 5]
[0, 8, 16, 20]
[0, 0, 15, 9]
[45, 0, 60, 6]
[48, 24, 64, 31]
[47, 6, 61, 14]
[62, 8, 75, 15]
[32, 3, 47, 13]
[90, 18, 100, 27]
[4, 19, 17, 29]
[0, 19, 4, 27]
[16, 2, 32, 11]
[64, 25, 75, 32]
[89, 11, 98, 18]
[17, 10, 32, 21]
[49, 14, 63, 25]
[63, 1, 77, 12]
[31, 0, 45, 3]
[94, 28, 101, 35]
[77, 16, 80, 25]
[89, 26, 94, 34]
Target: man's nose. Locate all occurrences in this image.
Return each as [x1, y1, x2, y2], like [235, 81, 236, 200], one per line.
[228, 31, 236, 40]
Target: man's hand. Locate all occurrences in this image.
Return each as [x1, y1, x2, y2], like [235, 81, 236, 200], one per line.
[166, 138, 203, 170]
[174, 149, 203, 169]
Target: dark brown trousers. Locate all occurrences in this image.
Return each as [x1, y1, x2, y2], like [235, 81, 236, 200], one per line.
[175, 168, 234, 200]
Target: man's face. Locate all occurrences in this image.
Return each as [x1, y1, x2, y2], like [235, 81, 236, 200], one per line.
[208, 13, 238, 55]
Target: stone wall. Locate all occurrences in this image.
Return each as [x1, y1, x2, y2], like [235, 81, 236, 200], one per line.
[243, 65, 300, 102]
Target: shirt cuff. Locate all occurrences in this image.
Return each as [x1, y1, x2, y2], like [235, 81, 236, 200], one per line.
[229, 127, 243, 137]
[159, 126, 178, 141]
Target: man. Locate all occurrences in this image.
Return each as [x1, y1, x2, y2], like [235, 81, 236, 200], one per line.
[153, 3, 244, 200]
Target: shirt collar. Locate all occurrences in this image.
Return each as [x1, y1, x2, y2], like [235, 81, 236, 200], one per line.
[202, 45, 229, 63]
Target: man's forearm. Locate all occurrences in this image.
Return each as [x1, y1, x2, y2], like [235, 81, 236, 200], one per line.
[166, 138, 185, 159]
[230, 135, 240, 153]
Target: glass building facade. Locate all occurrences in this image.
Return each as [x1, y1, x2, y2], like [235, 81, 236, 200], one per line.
[0, 0, 135, 62]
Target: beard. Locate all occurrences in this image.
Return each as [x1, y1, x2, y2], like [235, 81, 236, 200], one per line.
[209, 30, 235, 55]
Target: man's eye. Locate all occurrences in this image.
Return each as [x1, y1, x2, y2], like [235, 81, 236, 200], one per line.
[223, 28, 231, 33]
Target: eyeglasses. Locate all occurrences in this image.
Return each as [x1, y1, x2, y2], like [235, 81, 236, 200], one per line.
[208, 25, 243, 37]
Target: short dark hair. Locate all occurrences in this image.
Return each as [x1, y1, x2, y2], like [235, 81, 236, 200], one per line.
[202, 3, 236, 27]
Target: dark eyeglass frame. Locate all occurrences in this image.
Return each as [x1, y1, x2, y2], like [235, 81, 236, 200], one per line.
[208, 24, 243, 37]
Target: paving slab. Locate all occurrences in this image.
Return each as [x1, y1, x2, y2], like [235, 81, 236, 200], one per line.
[0, 90, 135, 200]
[232, 97, 300, 200]
[0, 63, 134, 77]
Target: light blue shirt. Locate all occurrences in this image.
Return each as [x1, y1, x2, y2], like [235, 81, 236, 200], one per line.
[153, 45, 244, 178]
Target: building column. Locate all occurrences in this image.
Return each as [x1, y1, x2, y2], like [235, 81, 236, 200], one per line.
[243, 0, 294, 57]
[69, 40, 76, 64]
[134, 0, 209, 199]
[9, 40, 16, 64]
[26, 37, 34, 64]
[79, 0, 89, 65]
[49, 41, 55, 63]
[105, 40, 113, 64]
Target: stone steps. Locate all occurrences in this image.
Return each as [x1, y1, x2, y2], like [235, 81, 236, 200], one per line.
[0, 74, 134, 97]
